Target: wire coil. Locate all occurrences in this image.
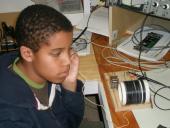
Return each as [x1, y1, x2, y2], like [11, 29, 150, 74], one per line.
[118, 79, 150, 105]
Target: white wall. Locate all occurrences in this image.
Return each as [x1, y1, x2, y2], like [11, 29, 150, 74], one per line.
[0, 0, 34, 13]
[0, 0, 90, 26]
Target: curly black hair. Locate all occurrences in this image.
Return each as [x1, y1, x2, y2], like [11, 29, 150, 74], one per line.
[15, 4, 73, 52]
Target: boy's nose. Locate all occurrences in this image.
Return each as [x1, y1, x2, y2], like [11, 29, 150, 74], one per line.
[63, 54, 71, 66]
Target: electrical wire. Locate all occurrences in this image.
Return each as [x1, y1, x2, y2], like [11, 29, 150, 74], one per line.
[77, 7, 170, 112]
[73, 27, 88, 43]
[78, 72, 105, 109]
[101, 47, 142, 71]
[128, 71, 170, 110]
[129, 23, 170, 58]
[101, 45, 167, 71]
[138, 14, 149, 77]
[131, 27, 170, 51]
[110, 30, 169, 70]
[128, 72, 168, 87]
[135, 15, 170, 110]
[73, 5, 96, 43]
[153, 86, 170, 111]
[72, 6, 107, 53]
[130, 14, 170, 110]
[149, 24, 170, 33]
[72, 38, 89, 52]
[150, 87, 170, 102]
[111, 50, 165, 69]
[78, 71, 130, 128]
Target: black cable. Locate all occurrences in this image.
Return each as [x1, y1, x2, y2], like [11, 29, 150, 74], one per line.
[72, 7, 104, 52]
[131, 23, 170, 51]
[150, 87, 170, 101]
[132, 28, 155, 45]
[149, 24, 170, 33]
[138, 14, 149, 77]
[73, 27, 88, 43]
[72, 38, 88, 52]
[73, 9, 93, 43]
[128, 71, 170, 107]
[153, 86, 170, 110]
[121, 12, 170, 110]
[128, 72, 167, 86]
[131, 27, 170, 52]
[136, 19, 170, 110]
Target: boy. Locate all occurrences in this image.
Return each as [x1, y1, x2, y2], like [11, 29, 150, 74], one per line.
[0, 4, 84, 128]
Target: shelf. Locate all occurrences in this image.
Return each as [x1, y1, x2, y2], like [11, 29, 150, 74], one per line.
[109, 6, 170, 46]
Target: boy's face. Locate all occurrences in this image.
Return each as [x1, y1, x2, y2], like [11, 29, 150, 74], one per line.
[31, 31, 73, 83]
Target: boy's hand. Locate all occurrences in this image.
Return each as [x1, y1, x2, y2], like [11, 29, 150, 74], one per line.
[62, 50, 79, 92]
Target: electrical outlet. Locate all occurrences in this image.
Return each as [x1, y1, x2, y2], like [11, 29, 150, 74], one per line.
[112, 30, 118, 40]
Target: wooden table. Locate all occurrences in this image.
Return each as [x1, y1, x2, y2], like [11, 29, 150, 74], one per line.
[89, 33, 170, 128]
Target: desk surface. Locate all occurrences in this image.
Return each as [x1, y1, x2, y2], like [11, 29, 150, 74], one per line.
[87, 33, 170, 128]
[91, 34, 139, 128]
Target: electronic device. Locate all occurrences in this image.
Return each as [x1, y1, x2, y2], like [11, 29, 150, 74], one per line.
[142, 0, 170, 20]
[108, 0, 145, 11]
[31, 0, 90, 26]
[133, 32, 163, 52]
[117, 27, 170, 61]
[108, 0, 170, 20]
[31, 0, 83, 13]
[105, 71, 152, 112]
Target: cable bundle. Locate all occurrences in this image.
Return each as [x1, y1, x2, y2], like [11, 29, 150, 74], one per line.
[118, 79, 150, 105]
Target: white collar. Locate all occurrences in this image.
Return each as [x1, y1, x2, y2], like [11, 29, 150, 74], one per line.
[35, 83, 60, 110]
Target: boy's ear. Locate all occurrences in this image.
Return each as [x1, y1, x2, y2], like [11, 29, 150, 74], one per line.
[20, 46, 34, 62]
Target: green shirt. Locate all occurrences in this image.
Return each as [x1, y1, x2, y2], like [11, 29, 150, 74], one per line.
[12, 57, 49, 106]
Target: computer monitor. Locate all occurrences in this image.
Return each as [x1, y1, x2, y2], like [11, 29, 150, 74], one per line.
[31, 0, 90, 26]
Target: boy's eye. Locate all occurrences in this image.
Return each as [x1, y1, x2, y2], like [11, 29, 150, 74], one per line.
[50, 51, 61, 57]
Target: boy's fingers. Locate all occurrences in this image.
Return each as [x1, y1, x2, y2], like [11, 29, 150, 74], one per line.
[70, 49, 77, 56]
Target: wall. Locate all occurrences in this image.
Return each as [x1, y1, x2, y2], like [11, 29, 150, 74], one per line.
[0, 0, 34, 27]
[0, 0, 33, 13]
[0, 0, 87, 26]
[0, 12, 20, 27]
